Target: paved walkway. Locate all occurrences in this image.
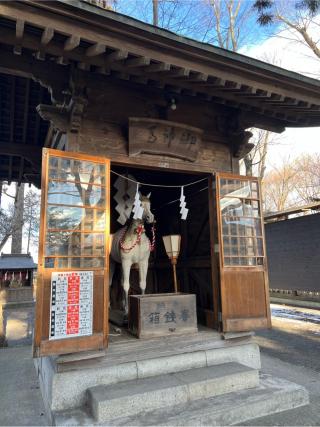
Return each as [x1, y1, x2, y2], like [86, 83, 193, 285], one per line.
[1, 306, 320, 426]
[0, 346, 46, 426]
[243, 353, 320, 426]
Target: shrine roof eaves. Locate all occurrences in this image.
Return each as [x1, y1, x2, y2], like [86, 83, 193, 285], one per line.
[61, 0, 320, 90]
[0, 253, 37, 270]
[1, 0, 320, 131]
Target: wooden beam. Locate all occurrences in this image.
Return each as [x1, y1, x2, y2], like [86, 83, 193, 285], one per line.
[78, 62, 90, 71]
[10, 77, 15, 144]
[125, 56, 150, 68]
[36, 28, 54, 60]
[188, 72, 208, 82]
[56, 56, 69, 65]
[166, 86, 181, 94]
[145, 62, 171, 73]
[16, 19, 24, 39]
[169, 68, 190, 78]
[242, 90, 272, 99]
[34, 86, 42, 145]
[14, 19, 24, 55]
[1, 0, 320, 107]
[1, 27, 318, 122]
[95, 67, 111, 75]
[64, 35, 80, 51]
[117, 72, 130, 81]
[264, 99, 300, 106]
[0, 48, 70, 105]
[193, 77, 226, 88]
[85, 43, 106, 57]
[233, 86, 257, 96]
[131, 75, 149, 85]
[218, 81, 242, 91]
[104, 49, 128, 65]
[41, 27, 54, 45]
[0, 142, 42, 166]
[35, 51, 46, 61]
[22, 79, 30, 144]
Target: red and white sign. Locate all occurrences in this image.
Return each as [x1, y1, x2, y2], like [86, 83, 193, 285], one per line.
[49, 271, 93, 340]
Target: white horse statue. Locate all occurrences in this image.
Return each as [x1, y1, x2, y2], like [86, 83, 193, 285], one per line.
[110, 193, 155, 314]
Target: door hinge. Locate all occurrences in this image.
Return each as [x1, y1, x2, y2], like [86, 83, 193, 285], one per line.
[218, 312, 222, 322]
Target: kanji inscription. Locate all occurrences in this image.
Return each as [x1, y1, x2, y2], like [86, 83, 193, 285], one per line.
[129, 293, 198, 338]
[129, 118, 202, 162]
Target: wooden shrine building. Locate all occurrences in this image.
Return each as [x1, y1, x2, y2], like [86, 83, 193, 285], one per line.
[0, 1, 319, 423]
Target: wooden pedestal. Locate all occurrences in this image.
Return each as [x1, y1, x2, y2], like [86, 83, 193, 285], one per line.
[128, 293, 198, 339]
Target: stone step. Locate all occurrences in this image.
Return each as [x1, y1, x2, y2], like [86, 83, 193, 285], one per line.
[40, 340, 261, 416]
[53, 375, 309, 426]
[87, 362, 259, 422]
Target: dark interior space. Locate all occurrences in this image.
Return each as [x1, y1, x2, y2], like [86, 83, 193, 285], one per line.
[110, 165, 216, 328]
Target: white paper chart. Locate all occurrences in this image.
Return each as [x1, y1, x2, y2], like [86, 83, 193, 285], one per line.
[49, 271, 93, 340]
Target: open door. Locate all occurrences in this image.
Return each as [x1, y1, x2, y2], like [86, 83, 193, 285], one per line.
[216, 173, 271, 332]
[33, 148, 110, 357]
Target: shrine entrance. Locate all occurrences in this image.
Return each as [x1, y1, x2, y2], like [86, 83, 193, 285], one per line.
[109, 165, 218, 331]
[33, 148, 271, 357]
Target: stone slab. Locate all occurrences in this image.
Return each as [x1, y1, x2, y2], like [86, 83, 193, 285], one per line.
[56, 350, 106, 364]
[87, 363, 258, 421]
[136, 350, 207, 378]
[223, 331, 255, 340]
[36, 333, 261, 415]
[53, 375, 309, 426]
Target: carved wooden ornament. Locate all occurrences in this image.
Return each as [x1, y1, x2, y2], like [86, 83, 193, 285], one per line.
[129, 118, 203, 162]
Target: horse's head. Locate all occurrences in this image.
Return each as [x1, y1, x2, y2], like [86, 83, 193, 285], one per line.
[140, 192, 154, 224]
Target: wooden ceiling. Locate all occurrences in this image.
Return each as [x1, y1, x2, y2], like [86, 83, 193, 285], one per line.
[0, 0, 319, 133]
[0, 73, 50, 187]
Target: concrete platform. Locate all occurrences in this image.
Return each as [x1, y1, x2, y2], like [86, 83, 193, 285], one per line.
[35, 328, 261, 419]
[53, 375, 309, 426]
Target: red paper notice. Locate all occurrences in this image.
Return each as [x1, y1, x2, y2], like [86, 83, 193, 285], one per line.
[49, 271, 93, 340]
[67, 305, 80, 334]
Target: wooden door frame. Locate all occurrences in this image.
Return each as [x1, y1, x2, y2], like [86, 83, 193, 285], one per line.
[111, 162, 222, 330]
[208, 174, 221, 330]
[33, 148, 110, 357]
[215, 172, 271, 332]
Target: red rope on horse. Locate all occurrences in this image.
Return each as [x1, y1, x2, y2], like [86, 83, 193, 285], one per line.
[149, 224, 156, 252]
[119, 225, 144, 252]
[120, 223, 156, 253]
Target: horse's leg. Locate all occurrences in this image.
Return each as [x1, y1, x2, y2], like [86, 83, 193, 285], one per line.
[138, 256, 149, 295]
[121, 259, 132, 314]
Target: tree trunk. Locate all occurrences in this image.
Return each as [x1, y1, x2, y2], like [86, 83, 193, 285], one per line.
[152, 0, 159, 26]
[11, 183, 25, 254]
